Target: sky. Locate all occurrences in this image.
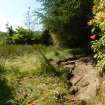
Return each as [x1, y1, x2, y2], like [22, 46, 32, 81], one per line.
[0, 0, 41, 32]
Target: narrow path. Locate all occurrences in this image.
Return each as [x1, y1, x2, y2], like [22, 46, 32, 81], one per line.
[58, 56, 100, 103]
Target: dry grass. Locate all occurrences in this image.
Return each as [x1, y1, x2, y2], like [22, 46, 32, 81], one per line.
[0, 45, 72, 105]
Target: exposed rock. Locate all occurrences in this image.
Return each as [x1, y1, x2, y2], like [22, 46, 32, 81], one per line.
[58, 56, 100, 102]
[69, 86, 78, 95]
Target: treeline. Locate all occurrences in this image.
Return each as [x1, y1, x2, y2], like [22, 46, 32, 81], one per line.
[0, 26, 52, 45]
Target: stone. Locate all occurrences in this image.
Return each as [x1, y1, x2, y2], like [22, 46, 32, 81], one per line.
[69, 86, 78, 95]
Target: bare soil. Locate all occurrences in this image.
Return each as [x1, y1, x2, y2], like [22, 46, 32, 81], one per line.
[57, 55, 101, 103]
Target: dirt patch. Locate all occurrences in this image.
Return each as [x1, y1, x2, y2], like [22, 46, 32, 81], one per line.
[58, 55, 100, 103]
[72, 61, 99, 101]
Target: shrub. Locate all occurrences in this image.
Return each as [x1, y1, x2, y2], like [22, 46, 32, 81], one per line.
[89, 1, 105, 68]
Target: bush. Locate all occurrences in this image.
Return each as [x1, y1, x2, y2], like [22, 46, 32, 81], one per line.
[89, 1, 105, 68]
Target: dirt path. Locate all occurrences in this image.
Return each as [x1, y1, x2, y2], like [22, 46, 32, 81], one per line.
[58, 56, 100, 103]
[72, 60, 99, 101]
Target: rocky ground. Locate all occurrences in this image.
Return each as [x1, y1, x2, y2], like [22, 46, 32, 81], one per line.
[53, 55, 105, 104]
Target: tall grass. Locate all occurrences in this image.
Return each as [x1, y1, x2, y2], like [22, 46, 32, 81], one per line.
[0, 45, 73, 105]
[0, 45, 94, 105]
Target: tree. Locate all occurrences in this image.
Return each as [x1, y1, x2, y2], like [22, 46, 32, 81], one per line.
[25, 7, 39, 44]
[6, 23, 15, 36]
[5, 23, 15, 44]
[37, 0, 93, 48]
[25, 7, 37, 31]
[40, 29, 52, 45]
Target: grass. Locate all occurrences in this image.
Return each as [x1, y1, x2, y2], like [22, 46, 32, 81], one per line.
[0, 45, 98, 105]
[0, 45, 73, 105]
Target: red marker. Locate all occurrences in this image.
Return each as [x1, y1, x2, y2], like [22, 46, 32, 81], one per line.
[90, 34, 97, 40]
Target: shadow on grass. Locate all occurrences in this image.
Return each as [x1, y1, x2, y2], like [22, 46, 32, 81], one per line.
[0, 74, 13, 105]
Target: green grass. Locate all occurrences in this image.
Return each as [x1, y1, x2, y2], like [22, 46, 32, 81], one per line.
[0, 45, 73, 105]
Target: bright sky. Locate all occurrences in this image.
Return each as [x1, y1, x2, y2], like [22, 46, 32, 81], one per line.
[0, 0, 41, 32]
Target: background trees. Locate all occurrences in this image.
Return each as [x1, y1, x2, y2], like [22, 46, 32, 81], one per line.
[0, 26, 52, 45]
[0, 6, 52, 45]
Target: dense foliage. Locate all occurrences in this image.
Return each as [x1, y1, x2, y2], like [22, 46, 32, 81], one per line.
[89, 0, 105, 68]
[37, 0, 93, 47]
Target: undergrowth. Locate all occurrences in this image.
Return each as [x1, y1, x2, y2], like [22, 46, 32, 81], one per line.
[0, 45, 73, 105]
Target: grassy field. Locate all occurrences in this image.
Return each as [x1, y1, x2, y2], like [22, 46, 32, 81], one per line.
[0, 45, 74, 105]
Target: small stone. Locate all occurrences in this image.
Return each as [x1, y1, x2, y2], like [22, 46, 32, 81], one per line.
[69, 86, 78, 95]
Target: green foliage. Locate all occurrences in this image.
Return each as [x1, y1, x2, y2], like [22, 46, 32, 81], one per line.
[6, 27, 39, 44]
[94, 0, 101, 4]
[6, 24, 15, 36]
[4, 26, 52, 45]
[89, 1, 105, 68]
[37, 0, 92, 47]
[38, 60, 71, 81]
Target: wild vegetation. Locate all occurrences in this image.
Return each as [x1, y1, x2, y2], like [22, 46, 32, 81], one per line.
[37, 0, 93, 48]
[0, 26, 52, 45]
[0, 0, 105, 105]
[89, 0, 105, 69]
